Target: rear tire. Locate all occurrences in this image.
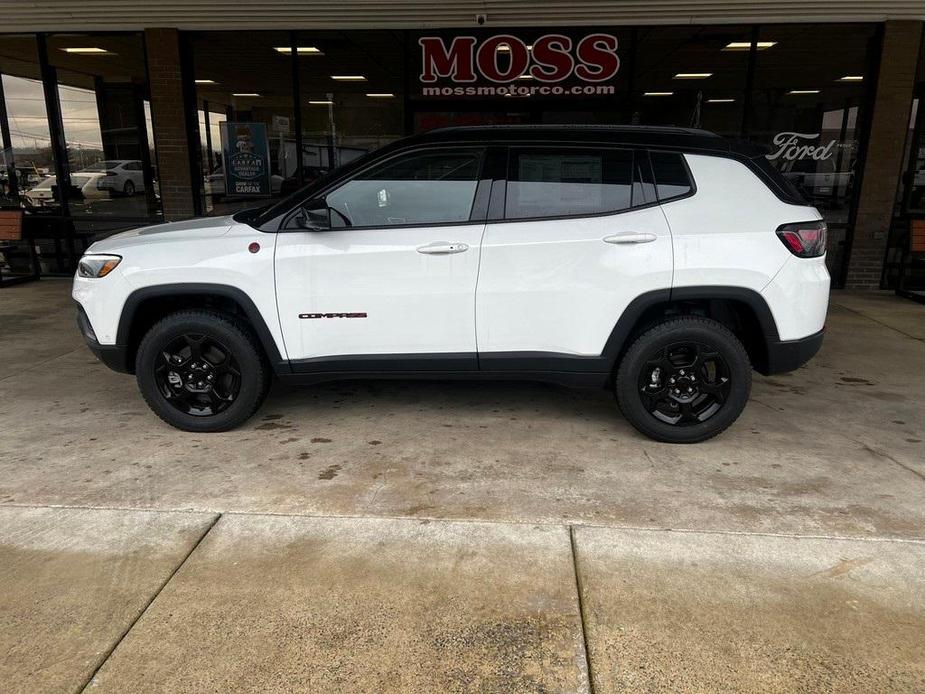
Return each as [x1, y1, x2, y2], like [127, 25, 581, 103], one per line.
[135, 310, 269, 432]
[615, 317, 751, 443]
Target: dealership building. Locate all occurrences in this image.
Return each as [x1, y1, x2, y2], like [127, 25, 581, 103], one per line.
[1, 2, 924, 291]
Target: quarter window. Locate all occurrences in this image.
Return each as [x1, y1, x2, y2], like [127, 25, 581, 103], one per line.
[324, 149, 484, 228]
[649, 151, 694, 201]
[504, 148, 634, 220]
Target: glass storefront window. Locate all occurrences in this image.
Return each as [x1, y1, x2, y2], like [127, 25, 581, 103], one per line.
[748, 24, 877, 279]
[46, 33, 161, 225]
[632, 26, 752, 136]
[4, 23, 884, 281]
[884, 36, 925, 291]
[0, 36, 56, 212]
[189, 31, 296, 215]
[297, 31, 404, 185]
[0, 35, 61, 280]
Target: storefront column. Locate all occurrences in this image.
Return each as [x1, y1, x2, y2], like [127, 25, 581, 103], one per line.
[845, 21, 922, 289]
[145, 28, 198, 220]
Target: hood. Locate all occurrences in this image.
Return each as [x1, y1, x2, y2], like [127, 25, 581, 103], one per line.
[87, 215, 235, 253]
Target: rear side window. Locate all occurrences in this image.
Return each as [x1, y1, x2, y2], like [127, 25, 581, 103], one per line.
[505, 148, 634, 220]
[649, 151, 694, 201]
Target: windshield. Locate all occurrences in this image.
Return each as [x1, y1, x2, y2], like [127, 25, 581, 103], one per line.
[80, 161, 121, 172]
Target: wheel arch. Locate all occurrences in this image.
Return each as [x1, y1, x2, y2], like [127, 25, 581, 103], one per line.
[603, 286, 780, 378]
[116, 284, 287, 375]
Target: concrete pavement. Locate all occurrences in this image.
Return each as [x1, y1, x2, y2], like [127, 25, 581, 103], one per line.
[2, 509, 923, 693]
[1, 282, 924, 537]
[574, 527, 925, 693]
[86, 516, 589, 693]
[1, 280, 924, 691]
[0, 507, 215, 694]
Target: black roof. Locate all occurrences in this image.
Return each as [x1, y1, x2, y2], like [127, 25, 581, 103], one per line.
[403, 124, 762, 158]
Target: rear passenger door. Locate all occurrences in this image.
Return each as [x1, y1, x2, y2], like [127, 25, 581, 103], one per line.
[476, 146, 674, 367]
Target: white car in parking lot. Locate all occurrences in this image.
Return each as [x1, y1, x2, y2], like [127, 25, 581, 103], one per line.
[80, 160, 146, 196]
[24, 172, 108, 205]
[73, 125, 830, 443]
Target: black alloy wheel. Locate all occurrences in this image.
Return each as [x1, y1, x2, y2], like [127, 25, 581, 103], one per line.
[155, 333, 241, 416]
[136, 310, 269, 432]
[616, 317, 751, 443]
[637, 341, 731, 426]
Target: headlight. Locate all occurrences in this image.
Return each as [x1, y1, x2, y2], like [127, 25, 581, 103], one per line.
[77, 254, 122, 278]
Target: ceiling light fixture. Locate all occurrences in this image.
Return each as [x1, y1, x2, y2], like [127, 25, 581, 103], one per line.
[274, 46, 323, 55]
[724, 41, 776, 51]
[644, 91, 674, 96]
[365, 93, 395, 98]
[232, 92, 260, 97]
[788, 89, 820, 94]
[674, 73, 712, 79]
[62, 47, 112, 54]
[308, 100, 334, 105]
[330, 75, 366, 81]
[195, 79, 217, 85]
[838, 75, 864, 81]
[707, 98, 735, 103]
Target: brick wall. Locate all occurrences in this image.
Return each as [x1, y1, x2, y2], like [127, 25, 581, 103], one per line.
[145, 28, 197, 221]
[845, 21, 922, 289]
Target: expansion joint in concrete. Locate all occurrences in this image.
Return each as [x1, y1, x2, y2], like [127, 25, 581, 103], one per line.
[569, 525, 595, 694]
[77, 512, 222, 693]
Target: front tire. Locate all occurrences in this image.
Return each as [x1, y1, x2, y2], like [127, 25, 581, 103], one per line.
[135, 310, 269, 432]
[615, 317, 751, 443]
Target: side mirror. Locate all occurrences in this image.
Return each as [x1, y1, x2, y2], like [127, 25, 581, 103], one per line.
[295, 197, 331, 230]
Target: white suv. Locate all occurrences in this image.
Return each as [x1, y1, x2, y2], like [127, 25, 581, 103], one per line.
[73, 126, 829, 443]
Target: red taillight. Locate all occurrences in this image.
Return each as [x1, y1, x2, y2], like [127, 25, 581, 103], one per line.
[776, 221, 827, 258]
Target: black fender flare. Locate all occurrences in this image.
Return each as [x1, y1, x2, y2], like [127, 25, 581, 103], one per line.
[116, 283, 288, 374]
[599, 285, 781, 371]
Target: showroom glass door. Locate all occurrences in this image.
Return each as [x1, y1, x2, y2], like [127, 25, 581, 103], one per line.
[0, 35, 59, 281]
[0, 32, 162, 277]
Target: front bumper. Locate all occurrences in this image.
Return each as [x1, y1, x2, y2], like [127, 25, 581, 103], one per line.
[76, 304, 131, 373]
[764, 329, 824, 375]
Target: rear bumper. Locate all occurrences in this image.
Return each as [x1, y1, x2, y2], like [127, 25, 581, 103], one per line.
[76, 304, 131, 373]
[763, 329, 824, 375]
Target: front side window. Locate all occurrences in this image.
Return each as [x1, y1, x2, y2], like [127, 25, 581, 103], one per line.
[323, 148, 484, 228]
[505, 148, 634, 220]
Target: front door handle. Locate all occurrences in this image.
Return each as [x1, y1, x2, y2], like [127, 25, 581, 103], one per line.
[417, 241, 469, 255]
[603, 232, 658, 244]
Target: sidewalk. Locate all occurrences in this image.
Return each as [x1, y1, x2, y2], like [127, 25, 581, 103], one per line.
[2, 507, 923, 693]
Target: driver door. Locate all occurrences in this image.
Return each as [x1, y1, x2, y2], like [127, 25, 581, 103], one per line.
[274, 146, 489, 371]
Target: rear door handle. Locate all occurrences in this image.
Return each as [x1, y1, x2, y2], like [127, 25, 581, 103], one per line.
[603, 232, 658, 244]
[416, 241, 469, 255]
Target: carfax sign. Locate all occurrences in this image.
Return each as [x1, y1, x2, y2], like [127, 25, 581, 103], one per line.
[220, 121, 271, 197]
